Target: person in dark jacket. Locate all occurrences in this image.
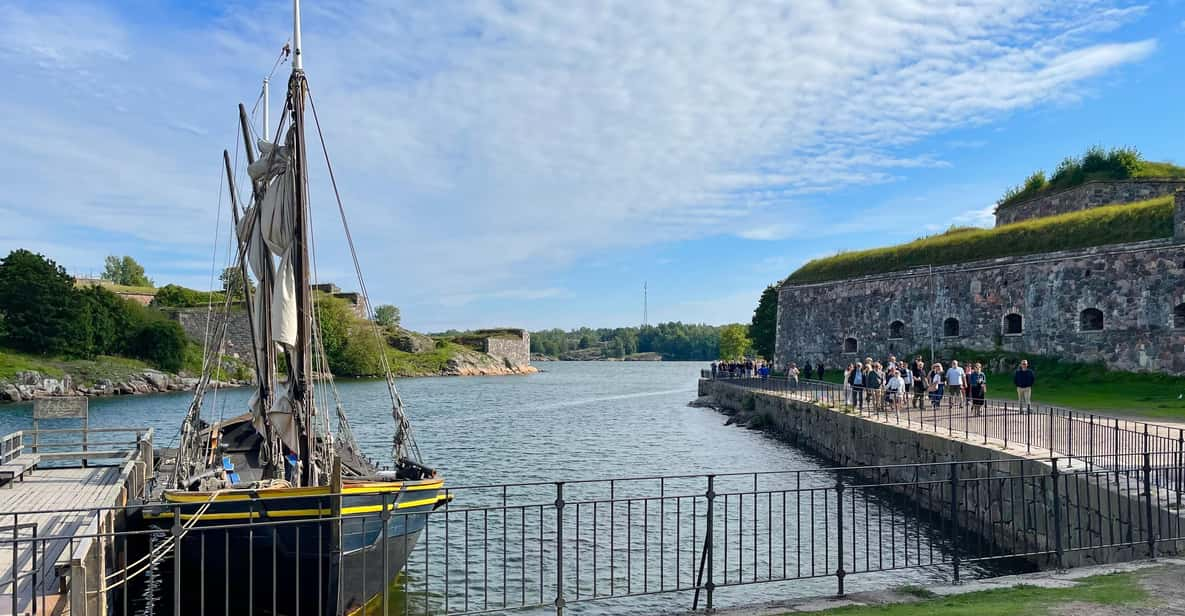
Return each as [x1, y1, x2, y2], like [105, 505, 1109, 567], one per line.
[1013, 359, 1035, 413]
[816, 363, 825, 381]
[803, 361, 814, 381]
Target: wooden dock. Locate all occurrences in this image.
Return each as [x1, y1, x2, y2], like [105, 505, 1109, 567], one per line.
[0, 397, 153, 616]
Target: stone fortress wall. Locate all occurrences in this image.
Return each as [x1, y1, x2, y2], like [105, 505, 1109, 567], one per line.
[995, 178, 1185, 226]
[481, 331, 532, 367]
[775, 191, 1185, 375]
[167, 307, 254, 359]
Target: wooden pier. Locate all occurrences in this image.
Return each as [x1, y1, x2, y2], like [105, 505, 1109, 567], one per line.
[0, 398, 153, 616]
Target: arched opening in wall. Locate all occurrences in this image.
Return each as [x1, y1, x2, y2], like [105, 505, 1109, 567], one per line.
[1174, 304, 1185, 329]
[843, 337, 858, 354]
[889, 320, 905, 340]
[943, 318, 960, 338]
[1003, 313, 1023, 335]
[1080, 308, 1104, 332]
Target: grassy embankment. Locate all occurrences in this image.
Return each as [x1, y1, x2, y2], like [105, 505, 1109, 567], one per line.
[788, 195, 1173, 284]
[2, 343, 252, 386]
[384, 341, 472, 377]
[817, 351, 1185, 419]
[803, 571, 1146, 615]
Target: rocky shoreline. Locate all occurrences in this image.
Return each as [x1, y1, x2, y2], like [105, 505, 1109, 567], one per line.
[0, 369, 247, 403]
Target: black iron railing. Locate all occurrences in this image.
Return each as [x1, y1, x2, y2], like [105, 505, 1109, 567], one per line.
[2, 451, 1184, 615]
[706, 375, 1185, 485]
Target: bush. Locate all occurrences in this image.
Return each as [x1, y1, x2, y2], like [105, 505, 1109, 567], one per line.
[315, 293, 384, 377]
[997, 146, 1184, 208]
[788, 196, 1173, 284]
[128, 319, 187, 373]
[152, 284, 227, 308]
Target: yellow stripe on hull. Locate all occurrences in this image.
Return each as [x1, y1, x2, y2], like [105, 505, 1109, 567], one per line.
[161, 478, 445, 504]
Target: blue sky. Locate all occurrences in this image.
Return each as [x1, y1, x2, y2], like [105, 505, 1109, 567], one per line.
[1, 1, 1183, 332]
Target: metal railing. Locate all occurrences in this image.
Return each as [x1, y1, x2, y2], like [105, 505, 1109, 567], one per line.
[2, 451, 1184, 616]
[707, 375, 1185, 485]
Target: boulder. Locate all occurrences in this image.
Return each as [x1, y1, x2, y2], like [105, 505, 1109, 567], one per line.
[387, 328, 436, 354]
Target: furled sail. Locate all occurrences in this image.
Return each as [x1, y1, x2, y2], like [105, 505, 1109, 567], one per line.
[239, 138, 302, 453]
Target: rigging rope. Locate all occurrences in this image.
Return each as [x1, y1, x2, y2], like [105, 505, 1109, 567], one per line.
[305, 83, 422, 464]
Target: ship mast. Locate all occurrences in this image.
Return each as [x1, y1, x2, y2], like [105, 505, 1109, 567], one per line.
[288, 0, 316, 486]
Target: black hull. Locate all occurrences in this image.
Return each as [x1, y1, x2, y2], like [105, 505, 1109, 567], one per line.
[128, 484, 442, 616]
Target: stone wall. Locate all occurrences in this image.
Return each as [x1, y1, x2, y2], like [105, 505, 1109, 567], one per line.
[775, 238, 1185, 374]
[166, 307, 253, 359]
[995, 179, 1185, 226]
[484, 331, 531, 368]
[700, 380, 1181, 567]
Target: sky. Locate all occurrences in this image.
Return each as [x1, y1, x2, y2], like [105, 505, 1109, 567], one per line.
[1, 1, 1183, 333]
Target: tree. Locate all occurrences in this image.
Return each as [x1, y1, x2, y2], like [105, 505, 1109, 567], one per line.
[219, 266, 255, 301]
[374, 304, 401, 327]
[102, 255, 152, 287]
[749, 284, 778, 360]
[718, 324, 751, 361]
[0, 249, 83, 355]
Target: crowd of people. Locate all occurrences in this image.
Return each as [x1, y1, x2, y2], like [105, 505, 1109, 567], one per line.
[840, 355, 1035, 414]
[710, 359, 771, 379]
[710, 354, 1038, 415]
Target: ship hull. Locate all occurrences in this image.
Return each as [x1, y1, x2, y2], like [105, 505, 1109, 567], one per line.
[135, 480, 445, 616]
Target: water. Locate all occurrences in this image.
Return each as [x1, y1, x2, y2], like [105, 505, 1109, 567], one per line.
[0, 362, 1014, 613]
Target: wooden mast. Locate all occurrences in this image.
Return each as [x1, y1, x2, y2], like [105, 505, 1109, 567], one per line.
[289, 0, 316, 487]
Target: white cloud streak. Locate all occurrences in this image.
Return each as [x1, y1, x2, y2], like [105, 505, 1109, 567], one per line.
[0, 0, 1159, 328]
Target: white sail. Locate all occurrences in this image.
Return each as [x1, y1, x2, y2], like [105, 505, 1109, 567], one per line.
[239, 138, 302, 453]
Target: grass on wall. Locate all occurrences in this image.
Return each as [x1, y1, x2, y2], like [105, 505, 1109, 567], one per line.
[786, 195, 1173, 285]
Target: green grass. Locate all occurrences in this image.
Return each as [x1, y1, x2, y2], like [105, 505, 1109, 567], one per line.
[787, 196, 1173, 284]
[384, 341, 468, 376]
[996, 147, 1185, 208]
[806, 572, 1145, 615]
[0, 346, 150, 385]
[75, 279, 157, 295]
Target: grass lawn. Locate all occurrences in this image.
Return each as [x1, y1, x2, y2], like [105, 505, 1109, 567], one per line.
[805, 572, 1145, 615]
[385, 341, 467, 376]
[0, 346, 150, 385]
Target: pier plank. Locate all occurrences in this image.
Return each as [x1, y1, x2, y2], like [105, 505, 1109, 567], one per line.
[0, 465, 127, 615]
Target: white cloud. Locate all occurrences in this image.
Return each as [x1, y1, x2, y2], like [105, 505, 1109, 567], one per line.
[0, 0, 1160, 328]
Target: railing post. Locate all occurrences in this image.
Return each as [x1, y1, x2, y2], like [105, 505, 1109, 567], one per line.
[1177, 430, 1183, 511]
[706, 475, 715, 611]
[1048, 410, 1054, 456]
[381, 491, 390, 616]
[172, 505, 183, 616]
[1143, 452, 1156, 560]
[949, 462, 960, 583]
[555, 482, 566, 616]
[835, 479, 846, 596]
[1050, 459, 1063, 570]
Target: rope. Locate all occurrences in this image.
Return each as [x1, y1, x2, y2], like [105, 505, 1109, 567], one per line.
[305, 83, 422, 464]
[87, 490, 228, 594]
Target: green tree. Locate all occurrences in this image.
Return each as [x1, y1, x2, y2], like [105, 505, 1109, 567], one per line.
[749, 284, 778, 360]
[374, 304, 401, 327]
[315, 293, 383, 376]
[102, 255, 152, 287]
[718, 323, 751, 361]
[0, 249, 84, 355]
[219, 266, 254, 301]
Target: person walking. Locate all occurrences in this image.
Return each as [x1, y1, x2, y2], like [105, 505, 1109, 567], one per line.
[865, 362, 884, 412]
[788, 362, 800, 388]
[945, 360, 966, 408]
[816, 363, 826, 381]
[928, 363, 945, 409]
[803, 361, 814, 381]
[968, 362, 987, 414]
[1013, 359, 1035, 414]
[842, 363, 853, 405]
[849, 363, 865, 408]
[911, 358, 927, 409]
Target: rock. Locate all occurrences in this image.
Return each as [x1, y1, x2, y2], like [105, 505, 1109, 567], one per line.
[387, 328, 436, 353]
[142, 371, 170, 391]
[0, 386, 20, 402]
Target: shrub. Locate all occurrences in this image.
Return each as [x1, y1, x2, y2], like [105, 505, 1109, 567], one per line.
[314, 293, 384, 377]
[997, 146, 1182, 208]
[152, 284, 227, 308]
[128, 319, 187, 372]
[788, 196, 1173, 284]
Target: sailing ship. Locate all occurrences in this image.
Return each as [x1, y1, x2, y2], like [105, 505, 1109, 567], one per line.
[132, 2, 447, 614]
